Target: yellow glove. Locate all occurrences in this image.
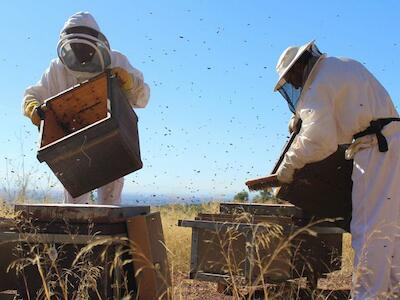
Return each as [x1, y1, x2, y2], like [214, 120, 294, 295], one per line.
[24, 100, 41, 127]
[112, 67, 134, 91]
[112, 67, 144, 93]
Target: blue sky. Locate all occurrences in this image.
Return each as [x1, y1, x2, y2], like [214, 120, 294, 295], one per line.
[0, 1, 399, 201]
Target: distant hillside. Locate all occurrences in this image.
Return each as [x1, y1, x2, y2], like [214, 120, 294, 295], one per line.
[0, 189, 234, 205]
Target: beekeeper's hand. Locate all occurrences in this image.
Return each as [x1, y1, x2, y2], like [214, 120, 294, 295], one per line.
[288, 115, 301, 134]
[276, 163, 295, 184]
[112, 67, 143, 93]
[25, 100, 41, 127]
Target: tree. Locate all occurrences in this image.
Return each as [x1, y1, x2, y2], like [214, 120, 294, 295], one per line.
[233, 190, 249, 203]
[252, 189, 286, 204]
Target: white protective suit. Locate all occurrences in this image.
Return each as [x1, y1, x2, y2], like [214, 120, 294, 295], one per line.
[279, 55, 400, 299]
[23, 12, 150, 205]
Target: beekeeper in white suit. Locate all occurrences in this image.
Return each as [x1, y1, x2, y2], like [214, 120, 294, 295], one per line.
[22, 12, 150, 205]
[274, 41, 400, 299]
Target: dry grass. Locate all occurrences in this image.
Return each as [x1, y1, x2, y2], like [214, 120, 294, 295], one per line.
[342, 233, 354, 275]
[0, 199, 14, 218]
[154, 203, 230, 299]
[155, 202, 219, 274]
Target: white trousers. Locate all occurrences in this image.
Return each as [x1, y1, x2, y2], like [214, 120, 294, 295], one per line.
[63, 177, 124, 205]
[351, 127, 400, 300]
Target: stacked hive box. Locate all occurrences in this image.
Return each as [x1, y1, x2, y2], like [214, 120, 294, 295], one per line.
[0, 204, 171, 300]
[179, 202, 345, 296]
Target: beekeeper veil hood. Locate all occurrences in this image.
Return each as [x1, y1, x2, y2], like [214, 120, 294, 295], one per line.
[274, 41, 323, 113]
[57, 12, 111, 78]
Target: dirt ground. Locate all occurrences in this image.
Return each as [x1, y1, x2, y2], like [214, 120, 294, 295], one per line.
[172, 271, 352, 300]
[173, 273, 232, 300]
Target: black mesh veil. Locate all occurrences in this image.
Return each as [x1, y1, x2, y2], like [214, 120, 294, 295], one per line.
[277, 44, 323, 113]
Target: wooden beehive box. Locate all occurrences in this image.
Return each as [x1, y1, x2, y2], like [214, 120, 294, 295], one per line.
[179, 203, 344, 288]
[246, 137, 353, 231]
[0, 204, 172, 300]
[0, 204, 150, 298]
[185, 213, 294, 283]
[37, 72, 142, 197]
[276, 146, 353, 231]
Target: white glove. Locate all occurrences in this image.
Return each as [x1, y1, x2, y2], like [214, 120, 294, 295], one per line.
[288, 114, 300, 134]
[276, 163, 295, 184]
[345, 135, 377, 160]
[131, 74, 145, 94]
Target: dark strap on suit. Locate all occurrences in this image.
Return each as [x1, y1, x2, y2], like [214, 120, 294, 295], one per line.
[353, 118, 400, 152]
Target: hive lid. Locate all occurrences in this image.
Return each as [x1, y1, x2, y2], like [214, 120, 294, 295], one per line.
[219, 202, 303, 218]
[14, 203, 150, 223]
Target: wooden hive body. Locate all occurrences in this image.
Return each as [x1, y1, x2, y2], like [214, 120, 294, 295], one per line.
[37, 72, 142, 197]
[0, 204, 172, 299]
[179, 202, 344, 291]
[276, 146, 353, 231]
